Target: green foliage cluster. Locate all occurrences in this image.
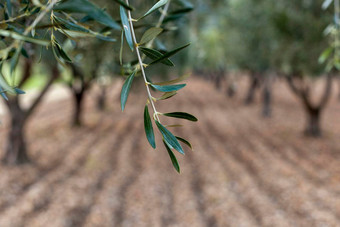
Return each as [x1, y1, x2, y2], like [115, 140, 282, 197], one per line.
[0, 0, 195, 172]
[119, 0, 196, 173]
[190, 0, 335, 77]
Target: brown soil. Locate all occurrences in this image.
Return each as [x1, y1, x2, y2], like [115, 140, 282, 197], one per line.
[0, 77, 339, 227]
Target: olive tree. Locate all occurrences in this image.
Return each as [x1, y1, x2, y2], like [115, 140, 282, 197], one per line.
[225, 0, 277, 118]
[272, 0, 334, 137]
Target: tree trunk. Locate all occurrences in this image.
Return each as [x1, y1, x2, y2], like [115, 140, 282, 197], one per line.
[96, 87, 106, 111]
[286, 75, 333, 138]
[338, 77, 340, 101]
[72, 90, 85, 127]
[262, 76, 272, 118]
[304, 108, 321, 137]
[3, 100, 29, 165]
[215, 75, 221, 90]
[245, 73, 260, 105]
[2, 64, 59, 165]
[226, 83, 236, 98]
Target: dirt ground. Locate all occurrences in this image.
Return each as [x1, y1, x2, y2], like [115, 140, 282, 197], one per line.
[0, 76, 339, 227]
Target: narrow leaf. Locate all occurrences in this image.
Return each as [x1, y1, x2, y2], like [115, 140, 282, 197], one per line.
[54, 44, 72, 62]
[154, 74, 190, 85]
[156, 121, 184, 155]
[149, 43, 190, 65]
[164, 141, 180, 173]
[140, 27, 163, 45]
[157, 91, 177, 100]
[322, 0, 333, 10]
[57, 29, 116, 42]
[319, 47, 333, 64]
[140, 0, 169, 20]
[54, 16, 90, 33]
[14, 88, 26, 95]
[120, 6, 134, 51]
[113, 0, 134, 10]
[176, 136, 193, 150]
[150, 83, 186, 92]
[6, 0, 12, 17]
[163, 112, 198, 122]
[0, 73, 15, 94]
[10, 46, 21, 75]
[0, 86, 8, 100]
[0, 30, 50, 46]
[140, 47, 174, 66]
[144, 105, 156, 149]
[54, 0, 120, 30]
[120, 30, 124, 65]
[120, 71, 135, 111]
[165, 125, 183, 127]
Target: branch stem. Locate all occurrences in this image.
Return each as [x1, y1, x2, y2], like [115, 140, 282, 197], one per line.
[23, 0, 59, 36]
[125, 0, 160, 122]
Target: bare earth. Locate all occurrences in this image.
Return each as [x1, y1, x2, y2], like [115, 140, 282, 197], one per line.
[0, 77, 339, 227]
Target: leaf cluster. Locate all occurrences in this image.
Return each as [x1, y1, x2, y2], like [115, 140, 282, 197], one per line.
[119, 0, 195, 173]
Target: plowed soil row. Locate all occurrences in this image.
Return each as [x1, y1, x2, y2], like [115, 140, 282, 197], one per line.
[0, 77, 339, 227]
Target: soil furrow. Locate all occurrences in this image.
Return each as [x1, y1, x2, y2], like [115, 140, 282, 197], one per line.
[0, 117, 127, 226]
[205, 116, 340, 226]
[112, 126, 145, 227]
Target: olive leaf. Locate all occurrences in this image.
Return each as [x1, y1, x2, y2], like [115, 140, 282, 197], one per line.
[144, 105, 156, 149]
[121, 71, 136, 111]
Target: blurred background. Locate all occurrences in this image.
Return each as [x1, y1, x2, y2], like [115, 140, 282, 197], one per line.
[0, 0, 339, 226]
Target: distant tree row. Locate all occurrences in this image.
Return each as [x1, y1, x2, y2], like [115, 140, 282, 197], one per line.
[190, 0, 338, 137]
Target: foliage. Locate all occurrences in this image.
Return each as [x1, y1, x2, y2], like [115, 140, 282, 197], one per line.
[271, 0, 331, 76]
[119, 0, 195, 173]
[319, 0, 340, 72]
[0, 0, 195, 172]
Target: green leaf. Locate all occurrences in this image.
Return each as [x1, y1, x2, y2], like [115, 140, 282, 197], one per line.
[0, 30, 50, 46]
[0, 72, 15, 94]
[58, 29, 116, 42]
[322, 0, 333, 10]
[140, 27, 163, 45]
[53, 43, 72, 63]
[120, 30, 124, 65]
[163, 112, 198, 122]
[0, 86, 8, 100]
[54, 16, 90, 33]
[169, 8, 193, 16]
[139, 47, 174, 66]
[120, 71, 135, 111]
[10, 46, 21, 75]
[319, 47, 333, 64]
[54, 0, 120, 30]
[170, 0, 194, 15]
[113, 0, 134, 11]
[21, 47, 29, 58]
[154, 74, 190, 85]
[157, 91, 177, 100]
[54, 16, 116, 42]
[163, 141, 180, 173]
[176, 136, 193, 150]
[150, 83, 186, 92]
[140, 0, 169, 20]
[149, 43, 190, 65]
[120, 6, 134, 51]
[156, 121, 184, 155]
[6, 0, 12, 17]
[14, 87, 25, 95]
[144, 105, 156, 149]
[173, 0, 194, 8]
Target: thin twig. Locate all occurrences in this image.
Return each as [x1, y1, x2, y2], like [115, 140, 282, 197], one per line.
[125, 0, 171, 122]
